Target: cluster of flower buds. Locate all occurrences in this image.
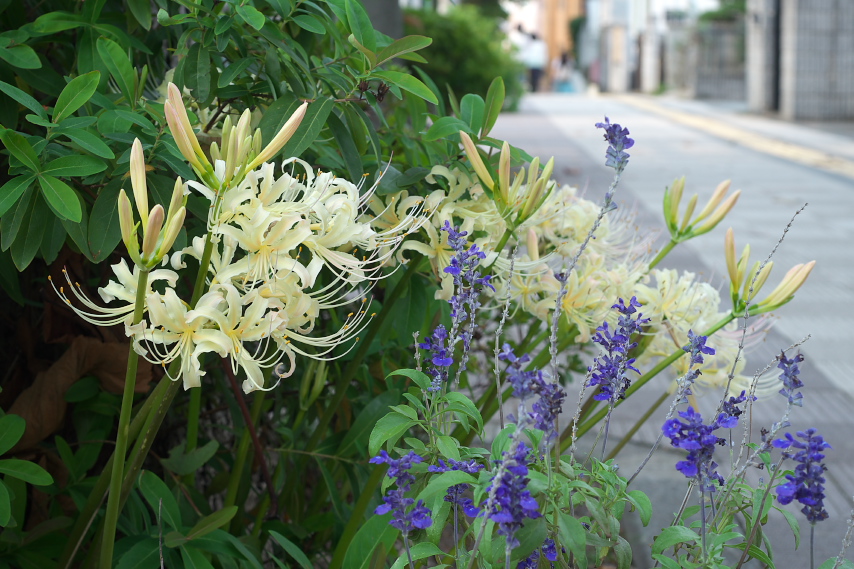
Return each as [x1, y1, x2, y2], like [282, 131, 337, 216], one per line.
[663, 178, 741, 244]
[164, 83, 308, 197]
[459, 131, 555, 228]
[119, 139, 187, 270]
[724, 227, 815, 315]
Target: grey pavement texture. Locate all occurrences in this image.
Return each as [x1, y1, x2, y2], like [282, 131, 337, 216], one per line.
[490, 93, 854, 568]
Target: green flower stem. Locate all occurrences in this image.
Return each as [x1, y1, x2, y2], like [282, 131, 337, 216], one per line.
[733, 457, 784, 568]
[57, 376, 169, 569]
[564, 313, 735, 450]
[605, 390, 669, 461]
[329, 464, 386, 569]
[648, 239, 677, 270]
[224, 391, 266, 518]
[484, 227, 514, 272]
[100, 268, 149, 568]
[304, 255, 423, 455]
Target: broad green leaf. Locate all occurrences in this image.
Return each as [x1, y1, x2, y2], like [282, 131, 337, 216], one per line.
[0, 130, 40, 172]
[53, 71, 100, 123]
[33, 11, 85, 33]
[127, 0, 152, 30]
[386, 368, 431, 392]
[337, 389, 401, 457]
[423, 116, 472, 142]
[342, 513, 397, 569]
[0, 251, 24, 306]
[2, 187, 34, 251]
[87, 180, 122, 261]
[279, 97, 334, 159]
[729, 542, 774, 566]
[614, 536, 632, 569]
[293, 14, 325, 34]
[345, 0, 375, 52]
[160, 440, 220, 476]
[375, 35, 431, 68]
[818, 559, 854, 569]
[0, 80, 47, 119]
[139, 470, 182, 531]
[558, 512, 587, 568]
[652, 526, 700, 555]
[0, 415, 25, 455]
[180, 545, 215, 569]
[185, 507, 237, 541]
[436, 435, 460, 461]
[60, 191, 93, 260]
[0, 481, 9, 526]
[371, 70, 436, 105]
[60, 128, 115, 159]
[269, 531, 313, 569]
[115, 537, 161, 569]
[413, 66, 444, 114]
[627, 489, 652, 526]
[482, 76, 505, 138]
[0, 175, 35, 218]
[39, 175, 81, 222]
[0, 459, 54, 486]
[443, 392, 483, 432]
[651, 554, 683, 569]
[389, 543, 444, 569]
[96, 37, 135, 105]
[368, 413, 416, 456]
[776, 506, 800, 549]
[217, 58, 254, 88]
[0, 45, 40, 70]
[178, 530, 262, 569]
[10, 191, 48, 270]
[41, 155, 106, 178]
[236, 4, 265, 30]
[327, 112, 362, 182]
[417, 470, 475, 504]
[460, 93, 485, 134]
[347, 34, 376, 67]
[267, 0, 292, 16]
[183, 44, 211, 103]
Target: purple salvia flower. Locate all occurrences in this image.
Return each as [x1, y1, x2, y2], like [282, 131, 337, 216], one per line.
[370, 451, 433, 534]
[662, 402, 744, 492]
[587, 297, 649, 403]
[777, 351, 805, 407]
[517, 550, 539, 568]
[482, 442, 541, 549]
[442, 221, 495, 323]
[595, 117, 634, 172]
[773, 428, 831, 524]
[499, 344, 566, 439]
[427, 458, 483, 511]
[418, 324, 454, 392]
[717, 390, 754, 428]
[684, 330, 716, 366]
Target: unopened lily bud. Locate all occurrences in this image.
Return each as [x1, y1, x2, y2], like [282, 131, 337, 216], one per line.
[252, 129, 263, 155]
[164, 102, 205, 173]
[527, 157, 540, 193]
[743, 260, 774, 301]
[694, 179, 731, 224]
[235, 109, 252, 148]
[694, 190, 741, 234]
[724, 228, 738, 286]
[459, 131, 494, 191]
[246, 101, 308, 171]
[210, 141, 221, 162]
[498, 141, 511, 204]
[130, 139, 149, 226]
[167, 177, 185, 221]
[166, 83, 205, 159]
[527, 228, 539, 261]
[159, 206, 186, 256]
[679, 194, 698, 233]
[118, 189, 141, 264]
[758, 261, 816, 309]
[221, 116, 233, 153]
[540, 156, 554, 186]
[141, 204, 165, 261]
[735, 244, 751, 291]
[667, 177, 686, 227]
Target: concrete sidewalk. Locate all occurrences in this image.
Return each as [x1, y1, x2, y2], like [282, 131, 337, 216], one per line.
[491, 93, 854, 567]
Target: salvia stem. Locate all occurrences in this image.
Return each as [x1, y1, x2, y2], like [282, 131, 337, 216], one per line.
[734, 457, 785, 568]
[99, 268, 149, 568]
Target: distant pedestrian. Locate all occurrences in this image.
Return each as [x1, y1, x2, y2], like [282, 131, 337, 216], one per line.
[521, 33, 548, 92]
[552, 51, 574, 92]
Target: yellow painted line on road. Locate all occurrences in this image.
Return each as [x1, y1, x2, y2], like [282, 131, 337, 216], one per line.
[615, 95, 854, 180]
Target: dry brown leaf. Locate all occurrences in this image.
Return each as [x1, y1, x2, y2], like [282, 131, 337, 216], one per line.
[8, 336, 153, 452]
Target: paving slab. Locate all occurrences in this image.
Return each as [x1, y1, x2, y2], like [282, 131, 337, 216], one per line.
[490, 93, 854, 567]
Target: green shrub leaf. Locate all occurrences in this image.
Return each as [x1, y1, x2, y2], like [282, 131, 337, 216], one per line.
[53, 71, 100, 123]
[372, 70, 437, 105]
[39, 175, 81, 222]
[97, 37, 136, 105]
[0, 415, 25, 455]
[0, 458, 54, 486]
[269, 531, 313, 569]
[0, 130, 41, 172]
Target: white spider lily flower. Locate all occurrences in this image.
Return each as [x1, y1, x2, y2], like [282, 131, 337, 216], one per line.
[131, 288, 231, 390]
[49, 260, 178, 326]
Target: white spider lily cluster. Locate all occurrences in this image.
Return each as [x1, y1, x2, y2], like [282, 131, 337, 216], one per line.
[53, 89, 429, 393]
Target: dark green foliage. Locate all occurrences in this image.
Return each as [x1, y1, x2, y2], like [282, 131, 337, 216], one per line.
[404, 6, 524, 111]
